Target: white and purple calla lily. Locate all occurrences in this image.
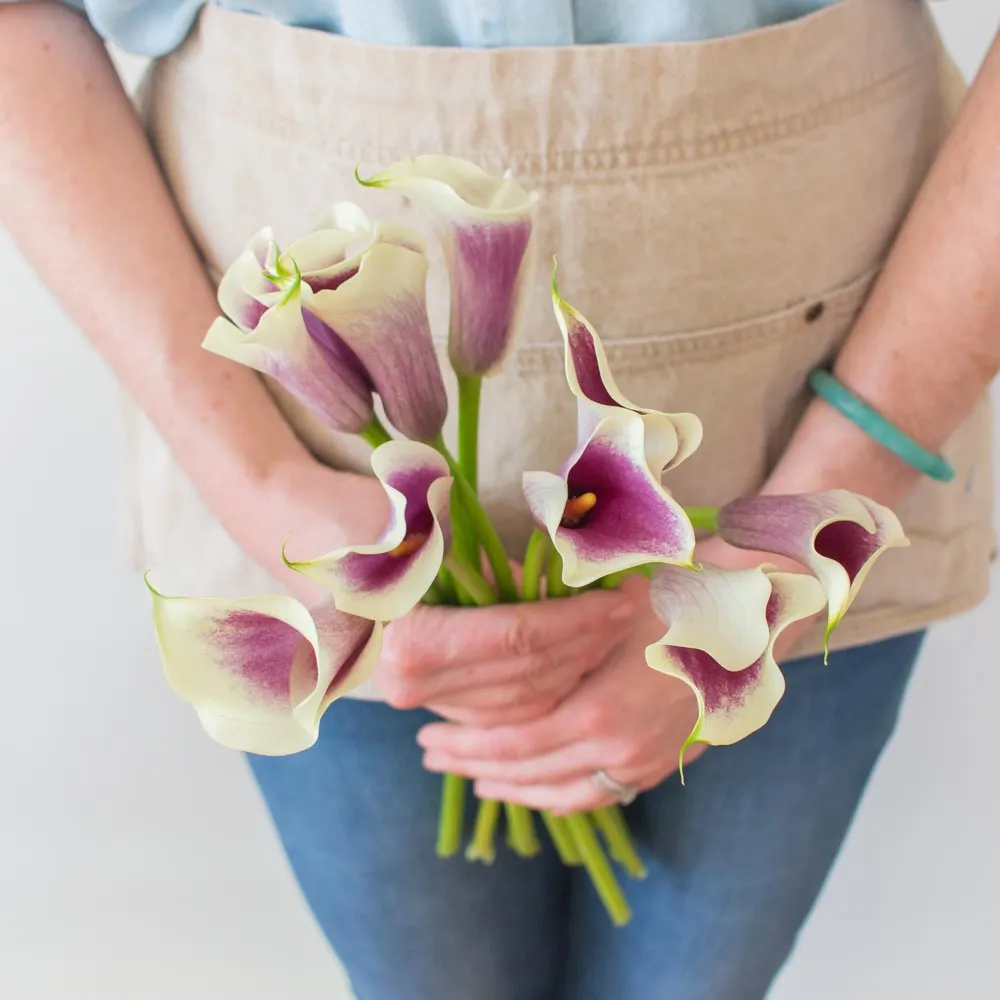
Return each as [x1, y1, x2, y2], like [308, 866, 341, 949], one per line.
[284, 442, 452, 622]
[204, 278, 376, 435]
[359, 155, 538, 377]
[307, 240, 448, 442]
[645, 564, 826, 774]
[204, 206, 448, 441]
[523, 408, 696, 588]
[551, 272, 703, 476]
[716, 490, 909, 646]
[148, 586, 382, 756]
[216, 226, 282, 332]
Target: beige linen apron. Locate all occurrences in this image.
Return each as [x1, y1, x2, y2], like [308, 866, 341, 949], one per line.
[128, 0, 995, 700]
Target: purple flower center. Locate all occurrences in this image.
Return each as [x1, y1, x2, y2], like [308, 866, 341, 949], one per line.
[671, 646, 763, 714]
[341, 465, 441, 592]
[814, 521, 879, 582]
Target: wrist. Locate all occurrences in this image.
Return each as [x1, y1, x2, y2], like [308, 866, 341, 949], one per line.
[225, 457, 391, 601]
[760, 396, 921, 510]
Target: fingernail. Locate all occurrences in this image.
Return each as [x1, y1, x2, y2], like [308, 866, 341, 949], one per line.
[609, 601, 635, 622]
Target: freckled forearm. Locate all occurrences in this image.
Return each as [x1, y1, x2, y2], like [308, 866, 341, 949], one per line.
[764, 32, 1000, 506]
[0, 3, 316, 508]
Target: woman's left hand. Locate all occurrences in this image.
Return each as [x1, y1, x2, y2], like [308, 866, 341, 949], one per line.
[417, 575, 705, 812]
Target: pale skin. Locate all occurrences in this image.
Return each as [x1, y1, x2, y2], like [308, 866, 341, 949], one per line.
[3, 5, 1000, 813]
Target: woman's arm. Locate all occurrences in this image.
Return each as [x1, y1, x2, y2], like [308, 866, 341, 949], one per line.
[763, 29, 1000, 505]
[0, 3, 388, 594]
[0, 3, 636, 723]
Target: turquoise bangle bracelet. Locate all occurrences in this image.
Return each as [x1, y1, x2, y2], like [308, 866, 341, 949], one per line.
[808, 369, 955, 483]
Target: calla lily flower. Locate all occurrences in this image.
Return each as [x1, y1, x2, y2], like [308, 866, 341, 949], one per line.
[551, 273, 703, 475]
[716, 490, 909, 645]
[359, 155, 538, 377]
[284, 442, 452, 621]
[216, 227, 281, 332]
[204, 279, 376, 435]
[645, 564, 826, 773]
[523, 408, 696, 588]
[205, 207, 448, 442]
[148, 586, 382, 756]
[307, 241, 447, 442]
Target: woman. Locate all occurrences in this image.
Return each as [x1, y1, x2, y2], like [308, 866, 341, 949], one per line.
[1, 1, 996, 998]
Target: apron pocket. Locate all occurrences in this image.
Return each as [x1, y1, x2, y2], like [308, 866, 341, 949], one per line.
[485, 267, 882, 523]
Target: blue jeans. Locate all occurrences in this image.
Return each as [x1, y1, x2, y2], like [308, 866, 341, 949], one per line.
[248, 631, 924, 1000]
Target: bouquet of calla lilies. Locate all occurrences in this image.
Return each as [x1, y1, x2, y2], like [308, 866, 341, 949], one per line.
[146, 155, 907, 926]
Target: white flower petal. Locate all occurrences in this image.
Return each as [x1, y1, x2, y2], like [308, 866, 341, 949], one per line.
[202, 288, 374, 435]
[148, 586, 381, 755]
[645, 569, 825, 762]
[361, 154, 538, 222]
[286, 442, 451, 621]
[553, 279, 702, 472]
[649, 563, 774, 671]
[308, 243, 447, 441]
[217, 228, 280, 332]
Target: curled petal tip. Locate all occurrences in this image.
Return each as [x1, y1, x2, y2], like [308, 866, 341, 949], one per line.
[285, 441, 450, 621]
[150, 593, 380, 755]
[718, 491, 908, 637]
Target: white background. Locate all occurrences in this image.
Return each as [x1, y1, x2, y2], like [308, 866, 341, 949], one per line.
[1, 4, 998, 998]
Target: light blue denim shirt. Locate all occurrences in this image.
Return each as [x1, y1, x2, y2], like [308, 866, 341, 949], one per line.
[52, 0, 839, 57]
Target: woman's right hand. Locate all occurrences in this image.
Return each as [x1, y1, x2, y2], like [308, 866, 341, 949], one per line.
[378, 587, 635, 726]
[234, 458, 392, 606]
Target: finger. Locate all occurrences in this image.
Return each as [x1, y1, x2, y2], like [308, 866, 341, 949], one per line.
[424, 663, 579, 717]
[423, 697, 564, 727]
[397, 627, 619, 708]
[470, 771, 656, 814]
[417, 655, 622, 758]
[382, 588, 634, 679]
[417, 698, 583, 760]
[423, 740, 609, 785]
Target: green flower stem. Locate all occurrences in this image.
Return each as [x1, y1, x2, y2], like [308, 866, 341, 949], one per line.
[432, 437, 518, 603]
[359, 417, 393, 449]
[434, 566, 458, 604]
[684, 505, 720, 533]
[541, 811, 582, 866]
[436, 773, 467, 858]
[505, 804, 541, 857]
[466, 798, 502, 865]
[453, 373, 484, 589]
[443, 552, 497, 606]
[565, 813, 633, 927]
[546, 546, 570, 599]
[457, 374, 483, 493]
[437, 553, 499, 857]
[592, 807, 647, 879]
[521, 529, 550, 602]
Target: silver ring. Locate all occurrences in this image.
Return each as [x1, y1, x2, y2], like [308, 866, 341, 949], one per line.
[591, 770, 638, 806]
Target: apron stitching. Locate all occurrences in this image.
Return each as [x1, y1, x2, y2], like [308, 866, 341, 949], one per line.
[508, 270, 877, 376]
[161, 51, 934, 174]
